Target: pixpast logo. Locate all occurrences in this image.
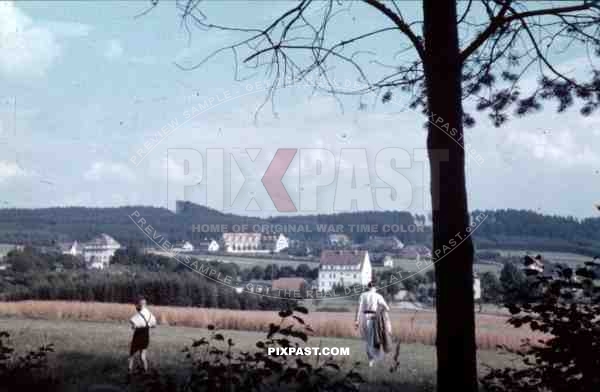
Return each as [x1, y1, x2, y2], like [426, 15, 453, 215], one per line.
[166, 147, 438, 213]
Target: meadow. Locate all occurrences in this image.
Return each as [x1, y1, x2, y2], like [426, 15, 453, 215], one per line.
[0, 300, 543, 351]
[148, 250, 319, 268]
[0, 315, 516, 392]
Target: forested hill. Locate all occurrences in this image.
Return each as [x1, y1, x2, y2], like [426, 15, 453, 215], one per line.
[1, 204, 599, 255]
[0, 206, 177, 245]
[472, 209, 600, 241]
[0, 201, 417, 246]
[472, 209, 600, 256]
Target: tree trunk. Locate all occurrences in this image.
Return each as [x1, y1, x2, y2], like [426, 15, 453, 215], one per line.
[422, 1, 478, 391]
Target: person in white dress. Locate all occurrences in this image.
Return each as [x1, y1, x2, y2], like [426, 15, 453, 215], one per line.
[128, 298, 157, 373]
[355, 281, 390, 367]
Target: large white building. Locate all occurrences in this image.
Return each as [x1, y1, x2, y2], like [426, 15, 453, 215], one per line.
[318, 250, 372, 291]
[223, 232, 288, 254]
[81, 234, 121, 269]
[61, 234, 121, 270]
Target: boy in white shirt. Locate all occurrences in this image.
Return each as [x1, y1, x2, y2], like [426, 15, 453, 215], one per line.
[128, 297, 157, 373]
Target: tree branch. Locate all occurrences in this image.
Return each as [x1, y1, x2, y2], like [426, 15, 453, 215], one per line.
[504, 2, 600, 23]
[461, 0, 600, 63]
[460, 1, 512, 63]
[361, 0, 426, 61]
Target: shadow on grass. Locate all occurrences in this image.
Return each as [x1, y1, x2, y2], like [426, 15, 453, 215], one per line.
[36, 350, 435, 392]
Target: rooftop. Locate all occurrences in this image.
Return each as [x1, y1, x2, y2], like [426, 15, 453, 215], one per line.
[83, 234, 121, 249]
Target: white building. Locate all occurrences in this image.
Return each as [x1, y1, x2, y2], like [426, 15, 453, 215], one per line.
[223, 232, 260, 253]
[371, 253, 394, 268]
[473, 275, 482, 300]
[58, 235, 121, 269]
[382, 255, 394, 268]
[523, 255, 544, 273]
[59, 241, 81, 257]
[174, 241, 194, 253]
[318, 250, 372, 291]
[223, 233, 288, 253]
[274, 233, 289, 253]
[328, 233, 351, 247]
[82, 234, 121, 270]
[0, 244, 24, 260]
[204, 239, 220, 253]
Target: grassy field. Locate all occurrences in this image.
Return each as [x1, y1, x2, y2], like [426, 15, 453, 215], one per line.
[149, 250, 319, 268]
[390, 258, 427, 273]
[0, 301, 542, 351]
[487, 249, 591, 264]
[387, 258, 501, 276]
[0, 316, 516, 392]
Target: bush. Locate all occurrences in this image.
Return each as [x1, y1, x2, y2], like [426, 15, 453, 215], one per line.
[0, 331, 57, 392]
[480, 272, 502, 304]
[482, 261, 600, 391]
[499, 262, 530, 303]
[178, 306, 363, 392]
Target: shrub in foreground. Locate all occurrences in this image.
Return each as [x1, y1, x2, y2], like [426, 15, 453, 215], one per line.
[0, 331, 57, 392]
[482, 262, 600, 392]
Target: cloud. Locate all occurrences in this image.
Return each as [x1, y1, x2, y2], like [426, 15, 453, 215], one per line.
[498, 127, 600, 167]
[84, 161, 135, 182]
[43, 20, 91, 37]
[0, 1, 61, 77]
[0, 160, 29, 181]
[128, 55, 157, 65]
[104, 39, 123, 60]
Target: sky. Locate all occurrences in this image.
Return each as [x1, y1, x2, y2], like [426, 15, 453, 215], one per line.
[0, 0, 599, 218]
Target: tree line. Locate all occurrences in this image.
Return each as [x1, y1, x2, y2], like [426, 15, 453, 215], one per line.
[0, 248, 315, 309]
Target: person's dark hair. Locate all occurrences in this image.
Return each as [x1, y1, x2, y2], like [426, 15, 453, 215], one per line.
[367, 280, 376, 289]
[135, 297, 147, 312]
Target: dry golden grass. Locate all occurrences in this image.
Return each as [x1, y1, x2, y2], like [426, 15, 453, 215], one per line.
[0, 300, 543, 350]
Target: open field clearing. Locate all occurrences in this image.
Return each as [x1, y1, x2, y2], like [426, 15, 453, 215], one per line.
[0, 316, 516, 392]
[473, 263, 503, 275]
[0, 301, 543, 351]
[488, 249, 591, 264]
[390, 258, 425, 272]
[148, 250, 319, 268]
[385, 258, 502, 276]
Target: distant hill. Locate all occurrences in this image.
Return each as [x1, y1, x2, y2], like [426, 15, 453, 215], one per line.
[0, 206, 177, 246]
[0, 201, 419, 246]
[0, 204, 599, 256]
[472, 209, 600, 257]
